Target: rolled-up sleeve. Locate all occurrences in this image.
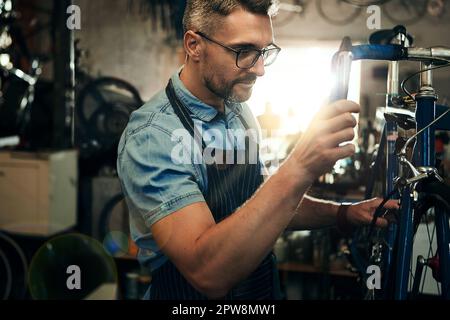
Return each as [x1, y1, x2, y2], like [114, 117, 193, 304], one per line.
[118, 122, 205, 228]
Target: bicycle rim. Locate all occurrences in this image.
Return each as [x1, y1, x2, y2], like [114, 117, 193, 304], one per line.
[382, 0, 427, 25]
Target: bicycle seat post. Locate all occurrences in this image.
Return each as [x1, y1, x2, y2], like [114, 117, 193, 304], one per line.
[415, 62, 437, 168]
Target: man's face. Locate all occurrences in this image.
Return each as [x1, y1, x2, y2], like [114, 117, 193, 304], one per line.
[201, 9, 274, 103]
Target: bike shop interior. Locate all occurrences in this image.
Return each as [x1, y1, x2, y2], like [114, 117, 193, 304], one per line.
[0, 0, 449, 301]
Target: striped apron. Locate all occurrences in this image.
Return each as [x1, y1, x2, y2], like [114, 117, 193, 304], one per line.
[149, 79, 278, 300]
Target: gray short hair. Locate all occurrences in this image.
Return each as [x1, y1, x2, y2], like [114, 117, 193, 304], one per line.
[183, 0, 279, 35]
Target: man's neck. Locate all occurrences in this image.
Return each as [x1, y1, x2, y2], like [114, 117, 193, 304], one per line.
[179, 64, 225, 113]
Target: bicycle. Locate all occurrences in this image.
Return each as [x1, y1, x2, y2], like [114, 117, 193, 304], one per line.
[316, 0, 435, 27]
[73, 40, 143, 175]
[0, 0, 43, 149]
[272, 0, 306, 28]
[331, 25, 450, 299]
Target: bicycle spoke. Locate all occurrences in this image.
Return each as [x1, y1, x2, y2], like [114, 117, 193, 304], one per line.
[409, 231, 418, 291]
[409, 268, 414, 291]
[419, 214, 431, 294]
[436, 276, 441, 296]
[425, 220, 441, 296]
[416, 211, 441, 297]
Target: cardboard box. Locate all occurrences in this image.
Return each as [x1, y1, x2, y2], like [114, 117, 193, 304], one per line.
[0, 150, 78, 236]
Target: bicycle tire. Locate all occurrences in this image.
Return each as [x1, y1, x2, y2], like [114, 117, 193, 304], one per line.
[382, 0, 428, 26]
[369, 203, 446, 299]
[272, 0, 304, 28]
[98, 193, 128, 245]
[342, 0, 392, 7]
[76, 77, 143, 154]
[386, 183, 450, 299]
[0, 248, 12, 300]
[352, 181, 450, 299]
[418, 180, 450, 203]
[0, 232, 28, 300]
[316, 0, 362, 26]
[411, 210, 448, 297]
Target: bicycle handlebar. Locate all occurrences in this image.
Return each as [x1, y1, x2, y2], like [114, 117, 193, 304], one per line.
[330, 39, 450, 102]
[349, 44, 450, 63]
[407, 47, 450, 62]
[351, 44, 406, 61]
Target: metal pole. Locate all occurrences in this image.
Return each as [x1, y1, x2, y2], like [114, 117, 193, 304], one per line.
[52, 0, 75, 149]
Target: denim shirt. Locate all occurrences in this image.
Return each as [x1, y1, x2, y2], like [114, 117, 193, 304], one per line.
[117, 69, 262, 271]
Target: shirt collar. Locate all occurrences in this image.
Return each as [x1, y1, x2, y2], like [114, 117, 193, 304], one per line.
[171, 67, 243, 122]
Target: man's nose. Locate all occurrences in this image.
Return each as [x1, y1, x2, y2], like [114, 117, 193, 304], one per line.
[250, 55, 265, 77]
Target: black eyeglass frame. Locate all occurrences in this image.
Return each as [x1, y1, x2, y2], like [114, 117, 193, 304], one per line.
[195, 31, 281, 69]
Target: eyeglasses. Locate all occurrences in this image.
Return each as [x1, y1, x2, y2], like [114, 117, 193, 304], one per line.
[195, 31, 281, 69]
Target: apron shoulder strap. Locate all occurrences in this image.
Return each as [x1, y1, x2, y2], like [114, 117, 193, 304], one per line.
[166, 79, 206, 150]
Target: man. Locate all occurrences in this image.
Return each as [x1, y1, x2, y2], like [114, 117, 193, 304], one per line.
[117, 0, 398, 300]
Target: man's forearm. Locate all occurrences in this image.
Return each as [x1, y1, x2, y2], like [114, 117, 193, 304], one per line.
[192, 161, 312, 297]
[174, 97, 361, 297]
[287, 195, 340, 230]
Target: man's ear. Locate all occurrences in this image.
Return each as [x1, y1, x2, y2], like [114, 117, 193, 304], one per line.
[184, 31, 202, 62]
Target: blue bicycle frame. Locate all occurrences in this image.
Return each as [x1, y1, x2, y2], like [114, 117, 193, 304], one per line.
[335, 30, 450, 299]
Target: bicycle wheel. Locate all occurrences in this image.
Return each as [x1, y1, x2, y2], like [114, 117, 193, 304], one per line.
[382, 0, 428, 26]
[407, 182, 450, 299]
[98, 193, 132, 257]
[0, 232, 28, 300]
[272, 0, 305, 28]
[76, 77, 143, 155]
[316, 0, 362, 26]
[360, 185, 450, 300]
[350, 202, 449, 299]
[343, 0, 392, 6]
[409, 211, 442, 297]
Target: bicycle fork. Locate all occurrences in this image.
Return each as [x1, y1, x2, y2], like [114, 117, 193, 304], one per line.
[395, 64, 450, 299]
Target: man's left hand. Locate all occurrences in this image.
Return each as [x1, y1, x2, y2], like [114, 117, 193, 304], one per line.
[346, 198, 400, 228]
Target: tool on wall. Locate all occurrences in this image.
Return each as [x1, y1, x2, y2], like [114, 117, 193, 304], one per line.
[0, 0, 42, 148]
[128, 0, 186, 39]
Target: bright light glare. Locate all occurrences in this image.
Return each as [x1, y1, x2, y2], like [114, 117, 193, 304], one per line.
[248, 44, 361, 135]
[0, 54, 9, 67]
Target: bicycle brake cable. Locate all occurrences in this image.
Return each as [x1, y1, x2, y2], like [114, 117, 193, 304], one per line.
[401, 58, 450, 101]
[367, 188, 399, 242]
[366, 106, 450, 241]
[400, 108, 450, 156]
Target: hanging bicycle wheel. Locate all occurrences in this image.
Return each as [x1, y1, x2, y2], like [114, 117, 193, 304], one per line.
[272, 0, 305, 28]
[76, 77, 143, 156]
[382, 0, 428, 26]
[98, 193, 132, 258]
[316, 0, 362, 26]
[0, 232, 28, 300]
[342, 0, 392, 6]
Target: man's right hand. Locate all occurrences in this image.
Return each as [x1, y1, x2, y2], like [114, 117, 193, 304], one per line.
[289, 99, 361, 183]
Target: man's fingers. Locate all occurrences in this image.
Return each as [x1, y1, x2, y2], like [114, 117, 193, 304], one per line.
[367, 198, 399, 210]
[383, 199, 400, 209]
[318, 100, 361, 120]
[368, 198, 383, 206]
[326, 128, 355, 147]
[326, 112, 358, 133]
[330, 143, 355, 160]
[375, 217, 389, 228]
